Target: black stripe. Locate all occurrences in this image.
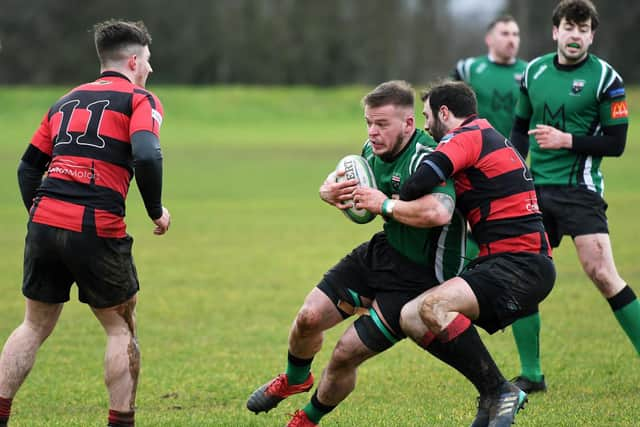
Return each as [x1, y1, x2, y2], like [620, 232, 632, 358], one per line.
[52, 134, 133, 173]
[457, 168, 535, 218]
[49, 90, 133, 119]
[38, 178, 125, 216]
[471, 214, 545, 245]
[134, 88, 156, 109]
[479, 128, 509, 158]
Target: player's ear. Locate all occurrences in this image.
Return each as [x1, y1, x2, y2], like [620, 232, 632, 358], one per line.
[552, 26, 559, 41]
[127, 54, 137, 71]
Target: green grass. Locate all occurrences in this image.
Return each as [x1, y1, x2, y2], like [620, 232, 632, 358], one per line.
[0, 85, 639, 426]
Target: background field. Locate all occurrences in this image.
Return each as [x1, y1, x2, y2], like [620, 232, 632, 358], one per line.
[0, 86, 639, 426]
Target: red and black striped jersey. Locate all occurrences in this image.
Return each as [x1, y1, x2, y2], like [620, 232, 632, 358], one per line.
[437, 118, 551, 257]
[22, 71, 163, 238]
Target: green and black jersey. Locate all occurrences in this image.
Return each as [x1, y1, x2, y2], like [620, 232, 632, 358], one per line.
[516, 53, 628, 194]
[361, 129, 469, 281]
[453, 55, 527, 138]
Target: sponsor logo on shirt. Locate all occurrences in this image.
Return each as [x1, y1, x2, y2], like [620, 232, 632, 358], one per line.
[611, 100, 628, 119]
[514, 73, 523, 84]
[571, 79, 586, 95]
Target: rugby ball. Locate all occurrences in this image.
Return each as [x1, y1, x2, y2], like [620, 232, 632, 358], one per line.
[335, 155, 377, 224]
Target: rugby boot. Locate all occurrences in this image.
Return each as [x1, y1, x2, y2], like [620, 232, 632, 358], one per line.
[488, 382, 528, 427]
[469, 394, 491, 427]
[247, 373, 314, 413]
[286, 409, 318, 427]
[511, 375, 547, 393]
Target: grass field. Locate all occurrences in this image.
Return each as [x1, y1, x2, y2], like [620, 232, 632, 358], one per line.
[0, 85, 639, 426]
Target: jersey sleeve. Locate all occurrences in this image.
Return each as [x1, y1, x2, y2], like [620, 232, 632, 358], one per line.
[514, 75, 533, 121]
[436, 132, 481, 175]
[22, 110, 54, 169]
[598, 71, 628, 127]
[130, 89, 164, 137]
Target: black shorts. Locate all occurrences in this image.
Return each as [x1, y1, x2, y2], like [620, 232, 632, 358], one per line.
[23, 221, 139, 308]
[536, 185, 609, 248]
[318, 232, 439, 337]
[461, 252, 555, 334]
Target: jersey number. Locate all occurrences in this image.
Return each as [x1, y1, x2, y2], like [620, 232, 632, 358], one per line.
[55, 99, 110, 148]
[504, 139, 533, 181]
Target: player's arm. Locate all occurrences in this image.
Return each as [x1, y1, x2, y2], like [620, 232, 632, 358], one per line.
[398, 151, 454, 201]
[18, 113, 53, 211]
[570, 81, 628, 156]
[352, 186, 454, 228]
[130, 92, 170, 235]
[17, 157, 47, 211]
[132, 130, 170, 235]
[510, 115, 531, 159]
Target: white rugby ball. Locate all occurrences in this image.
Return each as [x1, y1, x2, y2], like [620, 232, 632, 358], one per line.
[335, 155, 377, 224]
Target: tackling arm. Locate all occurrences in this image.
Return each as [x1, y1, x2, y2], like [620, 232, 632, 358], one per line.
[386, 192, 455, 228]
[399, 151, 454, 201]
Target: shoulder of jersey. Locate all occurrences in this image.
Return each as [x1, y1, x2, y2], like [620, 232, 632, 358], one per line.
[335, 154, 377, 224]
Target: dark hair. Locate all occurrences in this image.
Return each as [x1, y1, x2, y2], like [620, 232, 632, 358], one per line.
[420, 80, 477, 118]
[94, 20, 152, 65]
[487, 14, 517, 32]
[552, 0, 599, 30]
[362, 80, 414, 109]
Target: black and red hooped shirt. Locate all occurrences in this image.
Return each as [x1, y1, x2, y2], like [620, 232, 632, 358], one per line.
[23, 71, 163, 238]
[437, 117, 551, 257]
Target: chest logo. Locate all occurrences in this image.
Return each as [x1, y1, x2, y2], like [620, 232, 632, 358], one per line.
[491, 90, 515, 113]
[543, 103, 566, 131]
[571, 79, 586, 95]
[391, 174, 402, 192]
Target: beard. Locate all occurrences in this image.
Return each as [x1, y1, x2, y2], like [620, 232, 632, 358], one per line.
[378, 132, 406, 162]
[429, 117, 448, 142]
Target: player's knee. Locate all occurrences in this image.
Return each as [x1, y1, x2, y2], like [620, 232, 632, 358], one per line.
[294, 305, 324, 335]
[584, 262, 616, 289]
[329, 335, 360, 369]
[419, 294, 443, 333]
[399, 301, 422, 340]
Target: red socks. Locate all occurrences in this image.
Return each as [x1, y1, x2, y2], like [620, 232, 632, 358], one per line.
[108, 409, 135, 427]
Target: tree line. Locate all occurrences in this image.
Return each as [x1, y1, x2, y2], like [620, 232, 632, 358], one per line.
[1, 0, 638, 85]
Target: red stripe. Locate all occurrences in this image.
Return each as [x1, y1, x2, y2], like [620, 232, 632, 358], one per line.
[95, 209, 126, 238]
[32, 197, 84, 232]
[476, 146, 523, 179]
[437, 313, 471, 343]
[479, 232, 551, 257]
[420, 331, 436, 349]
[47, 156, 130, 198]
[0, 396, 12, 417]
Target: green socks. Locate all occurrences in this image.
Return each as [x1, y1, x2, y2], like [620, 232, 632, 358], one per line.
[608, 286, 640, 355]
[512, 312, 544, 381]
[302, 390, 335, 424]
[286, 351, 313, 385]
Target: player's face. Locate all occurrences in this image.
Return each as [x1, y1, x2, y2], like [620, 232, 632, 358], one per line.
[422, 100, 448, 142]
[133, 45, 153, 88]
[487, 21, 520, 63]
[364, 104, 413, 161]
[553, 17, 594, 64]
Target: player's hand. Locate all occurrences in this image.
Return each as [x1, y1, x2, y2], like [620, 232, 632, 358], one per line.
[153, 206, 171, 235]
[528, 124, 572, 150]
[353, 187, 388, 215]
[319, 169, 359, 209]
